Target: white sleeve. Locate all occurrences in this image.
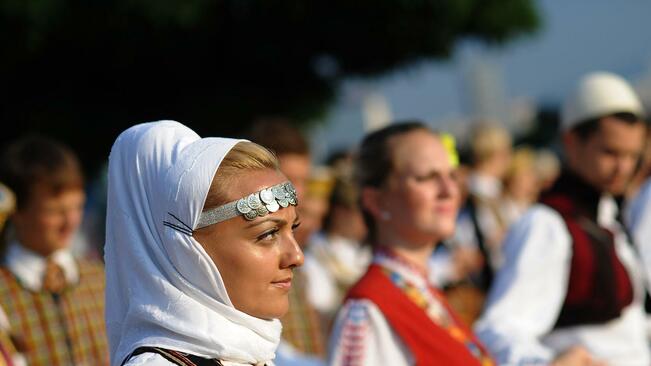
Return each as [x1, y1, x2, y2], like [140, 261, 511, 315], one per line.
[626, 179, 651, 286]
[274, 340, 326, 366]
[474, 205, 572, 365]
[454, 210, 480, 249]
[122, 353, 177, 365]
[328, 299, 413, 366]
[302, 253, 338, 314]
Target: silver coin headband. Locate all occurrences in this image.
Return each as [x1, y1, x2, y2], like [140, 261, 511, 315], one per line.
[195, 181, 298, 229]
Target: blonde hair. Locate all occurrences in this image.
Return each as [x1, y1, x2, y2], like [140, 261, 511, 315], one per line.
[535, 149, 561, 185]
[305, 166, 335, 201]
[470, 123, 512, 164]
[204, 141, 279, 210]
[506, 147, 536, 180]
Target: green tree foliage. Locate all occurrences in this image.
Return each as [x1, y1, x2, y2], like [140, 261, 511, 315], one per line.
[0, 0, 539, 173]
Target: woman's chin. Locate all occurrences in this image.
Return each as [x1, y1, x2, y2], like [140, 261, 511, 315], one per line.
[243, 300, 289, 320]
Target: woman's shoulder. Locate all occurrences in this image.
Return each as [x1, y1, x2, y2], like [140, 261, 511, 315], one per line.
[333, 298, 390, 335]
[330, 299, 412, 365]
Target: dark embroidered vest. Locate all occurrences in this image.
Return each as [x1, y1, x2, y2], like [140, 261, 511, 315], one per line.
[125, 347, 224, 366]
[539, 170, 633, 328]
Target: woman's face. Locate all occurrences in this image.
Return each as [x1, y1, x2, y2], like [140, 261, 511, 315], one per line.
[375, 130, 460, 245]
[194, 168, 303, 320]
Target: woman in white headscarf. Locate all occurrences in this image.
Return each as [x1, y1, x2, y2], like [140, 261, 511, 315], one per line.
[104, 121, 303, 366]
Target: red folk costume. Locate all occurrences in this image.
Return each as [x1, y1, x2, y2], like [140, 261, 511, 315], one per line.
[329, 248, 493, 366]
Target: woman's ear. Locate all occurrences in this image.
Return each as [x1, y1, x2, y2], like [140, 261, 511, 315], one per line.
[361, 186, 383, 221]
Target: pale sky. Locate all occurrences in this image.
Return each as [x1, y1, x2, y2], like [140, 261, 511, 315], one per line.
[309, 0, 651, 161]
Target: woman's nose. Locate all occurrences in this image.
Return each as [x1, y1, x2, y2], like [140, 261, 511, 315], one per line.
[282, 233, 304, 269]
[438, 174, 459, 199]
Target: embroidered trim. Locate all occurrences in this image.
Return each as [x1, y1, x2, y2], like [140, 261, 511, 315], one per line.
[338, 302, 369, 366]
[126, 347, 224, 366]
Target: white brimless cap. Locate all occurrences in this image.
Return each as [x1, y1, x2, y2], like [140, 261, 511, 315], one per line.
[561, 71, 646, 131]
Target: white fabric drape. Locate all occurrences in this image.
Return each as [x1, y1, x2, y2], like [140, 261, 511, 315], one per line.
[105, 121, 281, 366]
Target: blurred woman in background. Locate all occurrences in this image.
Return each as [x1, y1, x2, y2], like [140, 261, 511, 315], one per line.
[500, 146, 542, 227]
[328, 122, 493, 365]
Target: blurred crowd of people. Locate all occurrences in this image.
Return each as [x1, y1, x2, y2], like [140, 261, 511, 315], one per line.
[0, 70, 650, 365]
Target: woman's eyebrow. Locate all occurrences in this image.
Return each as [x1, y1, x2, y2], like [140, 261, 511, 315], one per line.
[245, 217, 286, 229]
[407, 169, 439, 178]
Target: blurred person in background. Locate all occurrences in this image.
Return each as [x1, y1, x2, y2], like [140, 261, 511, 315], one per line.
[535, 148, 562, 192]
[429, 134, 485, 327]
[500, 146, 542, 226]
[475, 71, 649, 365]
[328, 122, 494, 365]
[624, 127, 651, 200]
[0, 183, 14, 236]
[304, 173, 370, 328]
[0, 137, 108, 365]
[249, 119, 326, 365]
[295, 170, 338, 343]
[106, 121, 303, 366]
[455, 123, 513, 292]
[0, 183, 26, 366]
[292, 168, 332, 251]
[249, 119, 311, 201]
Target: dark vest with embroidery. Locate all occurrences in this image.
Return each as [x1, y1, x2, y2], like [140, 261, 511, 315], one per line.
[124, 347, 225, 366]
[539, 170, 633, 328]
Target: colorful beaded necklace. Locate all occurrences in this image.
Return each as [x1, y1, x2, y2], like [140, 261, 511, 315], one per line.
[374, 248, 494, 365]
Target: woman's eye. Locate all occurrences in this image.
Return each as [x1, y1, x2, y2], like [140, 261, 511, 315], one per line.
[257, 229, 279, 242]
[414, 174, 433, 182]
[291, 222, 301, 232]
[414, 171, 441, 182]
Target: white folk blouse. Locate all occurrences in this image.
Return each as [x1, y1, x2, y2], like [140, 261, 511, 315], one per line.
[475, 199, 650, 366]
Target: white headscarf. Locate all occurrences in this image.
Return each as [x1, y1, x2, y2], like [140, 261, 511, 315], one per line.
[104, 121, 282, 365]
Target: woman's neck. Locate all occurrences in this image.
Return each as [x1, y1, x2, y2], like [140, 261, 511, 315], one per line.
[375, 233, 436, 271]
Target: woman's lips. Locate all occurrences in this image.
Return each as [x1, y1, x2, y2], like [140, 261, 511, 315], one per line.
[271, 277, 292, 290]
[435, 204, 456, 215]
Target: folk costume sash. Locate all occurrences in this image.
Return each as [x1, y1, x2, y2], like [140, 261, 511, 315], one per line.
[346, 251, 493, 366]
[540, 169, 633, 328]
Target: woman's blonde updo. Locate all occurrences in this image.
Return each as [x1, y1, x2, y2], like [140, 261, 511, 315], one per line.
[203, 141, 280, 211]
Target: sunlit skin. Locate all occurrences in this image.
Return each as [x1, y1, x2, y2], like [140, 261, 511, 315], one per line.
[193, 169, 304, 320]
[278, 153, 313, 246]
[564, 117, 646, 195]
[12, 184, 85, 257]
[292, 194, 328, 247]
[363, 130, 460, 268]
[278, 153, 311, 202]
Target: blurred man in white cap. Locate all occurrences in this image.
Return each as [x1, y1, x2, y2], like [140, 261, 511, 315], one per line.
[475, 71, 648, 366]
